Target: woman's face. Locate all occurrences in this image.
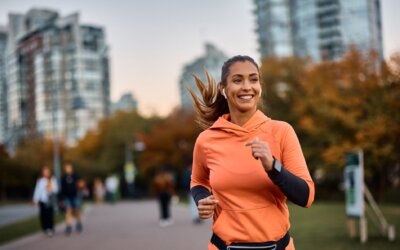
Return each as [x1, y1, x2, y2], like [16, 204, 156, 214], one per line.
[221, 61, 261, 114]
[42, 168, 50, 178]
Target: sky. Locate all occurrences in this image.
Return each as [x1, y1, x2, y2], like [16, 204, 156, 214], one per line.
[1, 0, 399, 116]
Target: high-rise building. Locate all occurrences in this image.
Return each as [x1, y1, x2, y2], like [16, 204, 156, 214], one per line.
[179, 43, 228, 110]
[0, 26, 7, 145]
[111, 93, 138, 113]
[254, 0, 383, 61]
[4, 9, 110, 147]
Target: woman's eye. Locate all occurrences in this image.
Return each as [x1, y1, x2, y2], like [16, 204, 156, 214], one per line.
[251, 78, 259, 82]
[233, 79, 241, 83]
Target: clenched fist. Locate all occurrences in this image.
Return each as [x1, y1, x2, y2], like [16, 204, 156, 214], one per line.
[245, 137, 274, 171]
[197, 195, 219, 220]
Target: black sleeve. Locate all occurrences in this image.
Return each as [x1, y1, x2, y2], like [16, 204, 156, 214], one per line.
[75, 173, 81, 181]
[191, 185, 212, 206]
[59, 176, 65, 199]
[267, 159, 310, 207]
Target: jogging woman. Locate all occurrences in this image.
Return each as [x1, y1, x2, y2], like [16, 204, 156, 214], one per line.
[189, 55, 314, 250]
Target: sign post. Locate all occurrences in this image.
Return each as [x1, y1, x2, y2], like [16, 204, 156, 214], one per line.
[344, 150, 396, 243]
[344, 151, 366, 242]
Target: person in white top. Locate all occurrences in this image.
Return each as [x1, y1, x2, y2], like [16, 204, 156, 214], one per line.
[105, 174, 118, 203]
[32, 166, 58, 236]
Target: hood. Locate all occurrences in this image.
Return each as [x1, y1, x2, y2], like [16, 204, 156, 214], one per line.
[210, 110, 271, 136]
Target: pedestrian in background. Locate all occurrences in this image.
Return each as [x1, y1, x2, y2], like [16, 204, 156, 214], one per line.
[153, 169, 175, 227]
[189, 55, 314, 250]
[32, 166, 58, 237]
[60, 162, 83, 235]
[105, 174, 119, 204]
[93, 178, 105, 204]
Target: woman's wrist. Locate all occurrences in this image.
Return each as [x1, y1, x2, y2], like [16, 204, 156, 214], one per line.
[263, 157, 274, 172]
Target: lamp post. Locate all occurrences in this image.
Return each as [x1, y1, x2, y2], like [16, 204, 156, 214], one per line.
[51, 80, 61, 184]
[124, 140, 145, 198]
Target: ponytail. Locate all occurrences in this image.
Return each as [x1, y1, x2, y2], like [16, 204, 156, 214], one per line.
[187, 71, 228, 129]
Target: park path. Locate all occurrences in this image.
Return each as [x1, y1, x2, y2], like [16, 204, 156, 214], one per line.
[0, 200, 212, 250]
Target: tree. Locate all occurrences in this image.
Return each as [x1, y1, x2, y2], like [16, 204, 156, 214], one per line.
[66, 110, 153, 179]
[260, 49, 400, 201]
[137, 109, 200, 186]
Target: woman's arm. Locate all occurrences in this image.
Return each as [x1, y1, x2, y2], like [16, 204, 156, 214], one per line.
[191, 185, 212, 206]
[32, 179, 41, 203]
[272, 123, 314, 208]
[190, 136, 212, 205]
[267, 159, 310, 207]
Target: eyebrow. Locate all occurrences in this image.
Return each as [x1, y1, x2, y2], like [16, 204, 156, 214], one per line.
[231, 73, 259, 78]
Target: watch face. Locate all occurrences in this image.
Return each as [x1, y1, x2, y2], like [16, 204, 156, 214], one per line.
[275, 161, 282, 172]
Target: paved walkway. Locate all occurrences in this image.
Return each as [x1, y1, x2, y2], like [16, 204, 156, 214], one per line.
[0, 201, 212, 250]
[0, 204, 37, 227]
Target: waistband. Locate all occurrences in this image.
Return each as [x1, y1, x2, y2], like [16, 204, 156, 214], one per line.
[211, 231, 290, 250]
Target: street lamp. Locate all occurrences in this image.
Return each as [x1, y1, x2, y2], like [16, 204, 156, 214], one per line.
[51, 80, 61, 184]
[124, 140, 145, 198]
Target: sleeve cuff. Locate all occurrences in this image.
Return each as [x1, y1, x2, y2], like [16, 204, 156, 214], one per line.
[191, 185, 212, 206]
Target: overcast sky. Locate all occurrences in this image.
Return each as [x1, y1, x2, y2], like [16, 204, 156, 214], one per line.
[1, 0, 399, 116]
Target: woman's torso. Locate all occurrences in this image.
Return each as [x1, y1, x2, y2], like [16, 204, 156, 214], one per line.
[200, 119, 291, 244]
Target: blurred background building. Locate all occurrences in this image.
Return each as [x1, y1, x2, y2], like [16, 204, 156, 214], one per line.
[179, 43, 228, 110]
[111, 92, 138, 113]
[254, 0, 383, 61]
[0, 26, 7, 145]
[0, 8, 110, 150]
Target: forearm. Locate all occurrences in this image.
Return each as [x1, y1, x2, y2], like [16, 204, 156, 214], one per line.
[267, 159, 310, 207]
[191, 185, 212, 206]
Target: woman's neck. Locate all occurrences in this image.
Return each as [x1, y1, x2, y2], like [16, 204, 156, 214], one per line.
[229, 108, 257, 127]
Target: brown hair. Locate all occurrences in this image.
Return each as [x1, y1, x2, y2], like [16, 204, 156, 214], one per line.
[187, 55, 260, 129]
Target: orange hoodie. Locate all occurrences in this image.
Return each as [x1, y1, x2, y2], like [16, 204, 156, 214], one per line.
[191, 110, 314, 250]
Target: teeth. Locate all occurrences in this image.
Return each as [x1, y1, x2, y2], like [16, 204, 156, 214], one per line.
[239, 95, 252, 100]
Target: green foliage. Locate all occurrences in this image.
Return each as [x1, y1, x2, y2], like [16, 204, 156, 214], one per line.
[65, 108, 200, 191]
[0, 138, 66, 199]
[66, 110, 153, 178]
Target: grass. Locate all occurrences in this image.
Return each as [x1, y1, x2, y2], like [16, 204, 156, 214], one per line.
[0, 212, 64, 246]
[289, 202, 400, 250]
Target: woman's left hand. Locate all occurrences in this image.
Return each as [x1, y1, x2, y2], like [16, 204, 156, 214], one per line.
[245, 137, 274, 171]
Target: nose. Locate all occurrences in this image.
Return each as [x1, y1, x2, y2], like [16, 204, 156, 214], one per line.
[242, 78, 252, 91]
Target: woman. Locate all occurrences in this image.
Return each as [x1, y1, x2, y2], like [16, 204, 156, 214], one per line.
[93, 178, 105, 204]
[33, 166, 59, 236]
[153, 169, 175, 227]
[189, 55, 315, 250]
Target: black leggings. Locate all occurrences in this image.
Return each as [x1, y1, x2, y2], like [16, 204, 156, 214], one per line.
[158, 192, 171, 220]
[39, 202, 54, 231]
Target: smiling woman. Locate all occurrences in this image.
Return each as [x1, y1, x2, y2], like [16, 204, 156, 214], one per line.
[188, 55, 315, 250]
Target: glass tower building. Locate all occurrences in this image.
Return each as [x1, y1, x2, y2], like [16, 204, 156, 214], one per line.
[179, 43, 228, 110]
[3, 9, 110, 148]
[254, 0, 383, 61]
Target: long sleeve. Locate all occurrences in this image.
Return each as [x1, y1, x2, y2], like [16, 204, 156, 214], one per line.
[190, 136, 212, 205]
[269, 124, 315, 208]
[32, 179, 41, 203]
[59, 176, 65, 199]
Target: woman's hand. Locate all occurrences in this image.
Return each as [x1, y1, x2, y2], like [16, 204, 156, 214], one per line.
[197, 195, 219, 220]
[245, 137, 274, 171]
